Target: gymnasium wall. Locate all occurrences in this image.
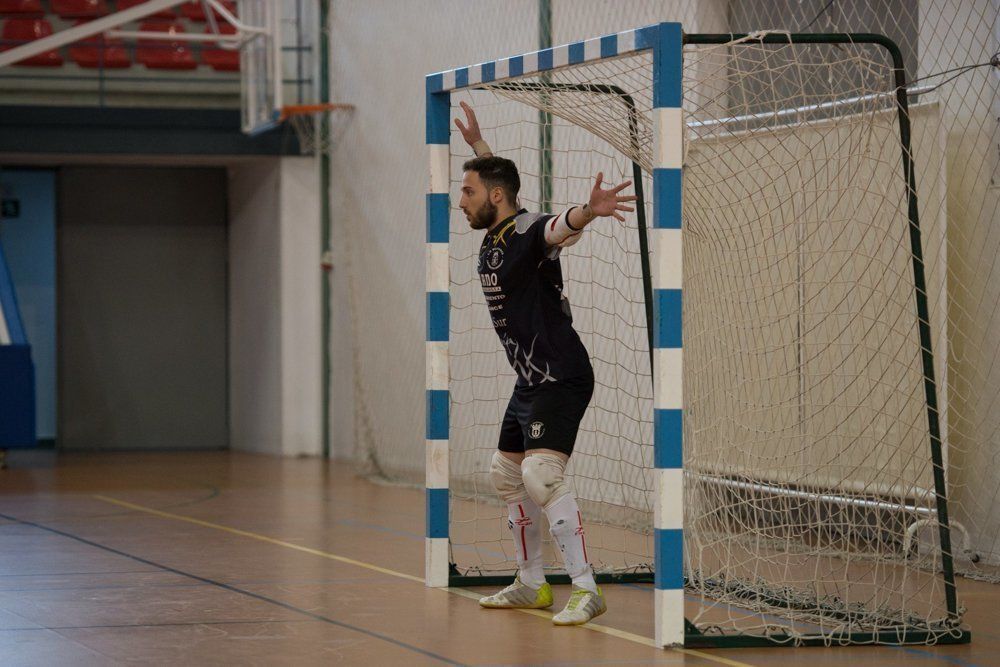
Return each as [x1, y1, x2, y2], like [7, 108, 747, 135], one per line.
[57, 166, 227, 450]
[229, 157, 322, 458]
[326, 0, 727, 480]
[326, 0, 1000, 511]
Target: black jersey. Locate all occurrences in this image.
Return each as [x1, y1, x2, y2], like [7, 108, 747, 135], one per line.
[478, 209, 593, 386]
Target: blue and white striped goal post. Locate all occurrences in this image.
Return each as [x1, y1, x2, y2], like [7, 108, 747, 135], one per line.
[424, 21, 684, 647]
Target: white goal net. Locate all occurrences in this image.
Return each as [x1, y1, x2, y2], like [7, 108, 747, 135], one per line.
[444, 33, 962, 643]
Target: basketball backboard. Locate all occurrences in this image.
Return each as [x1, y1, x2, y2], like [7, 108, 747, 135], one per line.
[240, 0, 320, 135]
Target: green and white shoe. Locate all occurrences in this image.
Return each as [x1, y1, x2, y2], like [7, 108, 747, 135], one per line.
[479, 575, 553, 609]
[552, 586, 607, 625]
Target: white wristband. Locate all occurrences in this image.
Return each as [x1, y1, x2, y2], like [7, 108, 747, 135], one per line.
[472, 140, 493, 157]
[544, 208, 585, 248]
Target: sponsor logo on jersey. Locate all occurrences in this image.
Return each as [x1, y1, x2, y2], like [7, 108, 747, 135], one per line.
[486, 247, 504, 270]
[529, 421, 545, 439]
[493, 218, 517, 246]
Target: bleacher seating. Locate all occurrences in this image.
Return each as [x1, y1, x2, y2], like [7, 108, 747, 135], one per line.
[136, 19, 195, 69]
[1, 18, 63, 66]
[51, 0, 108, 19]
[0, 0, 43, 17]
[69, 19, 129, 68]
[1, 1, 243, 71]
[201, 21, 237, 71]
[116, 0, 175, 19]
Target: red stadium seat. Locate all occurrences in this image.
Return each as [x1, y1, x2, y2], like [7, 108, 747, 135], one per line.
[116, 0, 174, 19]
[51, 0, 109, 18]
[201, 22, 237, 71]
[136, 20, 195, 69]
[0, 1, 43, 17]
[0, 18, 63, 66]
[181, 0, 235, 21]
[69, 19, 129, 68]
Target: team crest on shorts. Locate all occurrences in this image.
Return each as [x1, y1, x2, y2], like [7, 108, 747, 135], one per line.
[529, 421, 545, 439]
[486, 247, 504, 270]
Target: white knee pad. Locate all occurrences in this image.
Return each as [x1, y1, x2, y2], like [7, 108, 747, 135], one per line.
[521, 453, 570, 509]
[490, 451, 528, 504]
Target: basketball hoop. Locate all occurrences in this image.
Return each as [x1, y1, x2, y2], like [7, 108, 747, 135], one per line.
[280, 103, 354, 154]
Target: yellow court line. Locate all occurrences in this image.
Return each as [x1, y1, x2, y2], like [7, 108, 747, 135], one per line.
[446, 586, 751, 666]
[94, 495, 424, 584]
[93, 494, 754, 667]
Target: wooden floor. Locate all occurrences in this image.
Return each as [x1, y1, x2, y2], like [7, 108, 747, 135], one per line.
[0, 450, 996, 666]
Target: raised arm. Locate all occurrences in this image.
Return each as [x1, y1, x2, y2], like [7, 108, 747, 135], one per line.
[455, 103, 637, 247]
[454, 101, 493, 157]
[544, 173, 637, 248]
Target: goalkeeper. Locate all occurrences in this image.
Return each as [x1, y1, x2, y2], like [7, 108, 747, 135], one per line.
[454, 101, 636, 626]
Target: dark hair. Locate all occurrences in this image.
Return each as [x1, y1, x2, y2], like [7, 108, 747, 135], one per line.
[462, 155, 520, 205]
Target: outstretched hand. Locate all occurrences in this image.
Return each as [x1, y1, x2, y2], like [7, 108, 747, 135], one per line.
[588, 172, 637, 221]
[454, 101, 483, 147]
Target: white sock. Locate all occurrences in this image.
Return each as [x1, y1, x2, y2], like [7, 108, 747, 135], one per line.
[507, 499, 545, 588]
[545, 493, 598, 594]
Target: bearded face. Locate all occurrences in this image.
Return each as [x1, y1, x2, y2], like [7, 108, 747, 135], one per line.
[467, 197, 497, 230]
[459, 170, 501, 230]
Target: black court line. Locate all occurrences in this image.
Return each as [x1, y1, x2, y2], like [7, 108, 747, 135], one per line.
[0, 486, 221, 524]
[0, 511, 468, 667]
[0, 575, 404, 594]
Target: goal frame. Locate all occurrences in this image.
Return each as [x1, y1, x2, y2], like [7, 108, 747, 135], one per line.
[424, 23, 970, 649]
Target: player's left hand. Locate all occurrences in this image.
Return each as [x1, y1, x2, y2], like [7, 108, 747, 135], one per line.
[454, 101, 484, 147]
[588, 172, 637, 221]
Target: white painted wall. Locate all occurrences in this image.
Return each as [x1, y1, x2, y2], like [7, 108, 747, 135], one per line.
[279, 157, 323, 457]
[229, 157, 321, 457]
[327, 1, 729, 480]
[229, 159, 282, 455]
[918, 0, 1000, 565]
[325, 1, 1000, 554]
[327, 0, 538, 476]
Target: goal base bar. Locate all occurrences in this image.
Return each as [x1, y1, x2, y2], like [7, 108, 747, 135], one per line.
[449, 567, 970, 648]
[684, 628, 971, 649]
[448, 566, 653, 587]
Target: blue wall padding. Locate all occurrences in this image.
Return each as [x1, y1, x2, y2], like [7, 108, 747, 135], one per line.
[0, 242, 27, 345]
[0, 344, 36, 446]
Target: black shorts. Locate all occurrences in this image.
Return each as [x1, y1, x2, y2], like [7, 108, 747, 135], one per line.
[497, 374, 595, 456]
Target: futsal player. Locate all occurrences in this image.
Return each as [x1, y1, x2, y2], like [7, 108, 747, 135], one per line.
[454, 101, 636, 625]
